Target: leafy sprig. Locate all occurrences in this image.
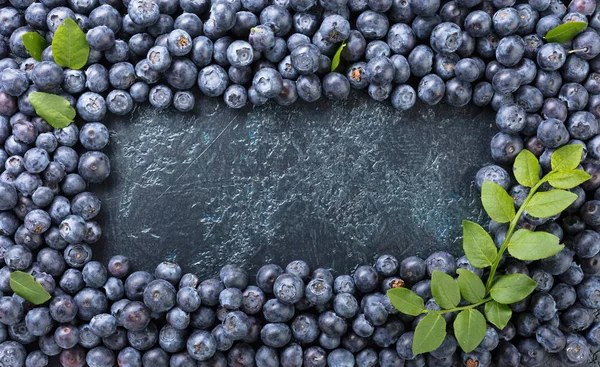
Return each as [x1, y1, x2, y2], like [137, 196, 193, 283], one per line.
[387, 144, 590, 354]
[544, 22, 587, 43]
[10, 271, 51, 305]
[52, 18, 89, 70]
[331, 41, 346, 72]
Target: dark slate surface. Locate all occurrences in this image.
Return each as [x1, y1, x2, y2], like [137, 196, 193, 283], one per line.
[94, 91, 498, 278]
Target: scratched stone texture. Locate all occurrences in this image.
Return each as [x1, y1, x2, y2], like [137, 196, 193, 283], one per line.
[93, 91, 498, 279]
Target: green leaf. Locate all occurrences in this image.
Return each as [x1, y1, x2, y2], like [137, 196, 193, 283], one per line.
[544, 22, 587, 43]
[29, 92, 76, 129]
[481, 181, 516, 223]
[52, 18, 89, 69]
[457, 269, 485, 303]
[507, 229, 564, 261]
[525, 190, 578, 218]
[453, 309, 487, 353]
[547, 169, 591, 189]
[551, 144, 584, 172]
[386, 288, 425, 316]
[489, 274, 537, 304]
[21, 32, 47, 61]
[413, 313, 447, 354]
[462, 220, 497, 268]
[513, 149, 540, 188]
[431, 271, 460, 309]
[10, 271, 51, 305]
[331, 41, 346, 72]
[484, 301, 512, 330]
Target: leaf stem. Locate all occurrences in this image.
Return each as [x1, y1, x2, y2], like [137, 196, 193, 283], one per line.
[484, 176, 548, 292]
[424, 297, 493, 315]
[569, 47, 588, 54]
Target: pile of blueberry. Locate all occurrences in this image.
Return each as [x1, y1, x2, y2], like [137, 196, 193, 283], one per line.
[2, 0, 600, 364]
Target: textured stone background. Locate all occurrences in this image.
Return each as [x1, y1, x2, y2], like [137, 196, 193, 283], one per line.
[94, 91, 498, 279]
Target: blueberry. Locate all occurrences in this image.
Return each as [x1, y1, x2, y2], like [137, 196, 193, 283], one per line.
[561, 303, 594, 332]
[416, 74, 444, 105]
[559, 333, 590, 365]
[86, 26, 115, 51]
[0, 69, 28, 97]
[529, 292, 557, 321]
[197, 64, 228, 97]
[371, 319, 404, 349]
[304, 346, 327, 367]
[490, 132, 523, 164]
[461, 350, 491, 367]
[537, 43, 567, 71]
[108, 62, 136, 90]
[409, 0, 439, 16]
[322, 72, 350, 101]
[31, 61, 63, 92]
[464, 10, 492, 37]
[397, 256, 425, 285]
[356, 10, 389, 40]
[256, 264, 283, 294]
[82, 261, 108, 288]
[76, 92, 106, 122]
[559, 82, 589, 111]
[86, 346, 115, 367]
[0, 341, 26, 367]
[259, 322, 292, 348]
[249, 25, 275, 52]
[390, 84, 416, 111]
[222, 310, 250, 340]
[85, 64, 110, 93]
[89, 313, 117, 338]
[74, 288, 107, 321]
[573, 30, 600, 60]
[167, 29, 192, 57]
[495, 103, 526, 133]
[576, 276, 600, 309]
[165, 307, 189, 330]
[291, 44, 320, 75]
[430, 22, 462, 55]
[327, 348, 355, 367]
[143, 279, 176, 313]
[174, 287, 200, 314]
[445, 77, 472, 107]
[263, 298, 294, 322]
[425, 251, 455, 277]
[395, 332, 416, 360]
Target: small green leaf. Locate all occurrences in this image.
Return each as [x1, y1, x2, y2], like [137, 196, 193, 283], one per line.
[52, 18, 89, 69]
[484, 301, 512, 330]
[386, 288, 425, 316]
[21, 32, 47, 61]
[10, 271, 51, 305]
[481, 181, 516, 223]
[508, 229, 564, 261]
[453, 309, 487, 353]
[431, 271, 460, 309]
[513, 149, 540, 188]
[551, 144, 584, 172]
[457, 269, 485, 304]
[525, 190, 578, 218]
[29, 92, 76, 129]
[413, 313, 447, 354]
[548, 169, 591, 189]
[462, 220, 497, 268]
[331, 41, 346, 72]
[544, 22, 587, 43]
[489, 274, 537, 304]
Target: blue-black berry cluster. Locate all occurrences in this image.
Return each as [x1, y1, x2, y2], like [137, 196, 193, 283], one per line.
[1, 0, 600, 365]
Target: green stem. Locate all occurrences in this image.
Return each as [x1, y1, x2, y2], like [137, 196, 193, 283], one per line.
[484, 176, 548, 293]
[424, 297, 493, 315]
